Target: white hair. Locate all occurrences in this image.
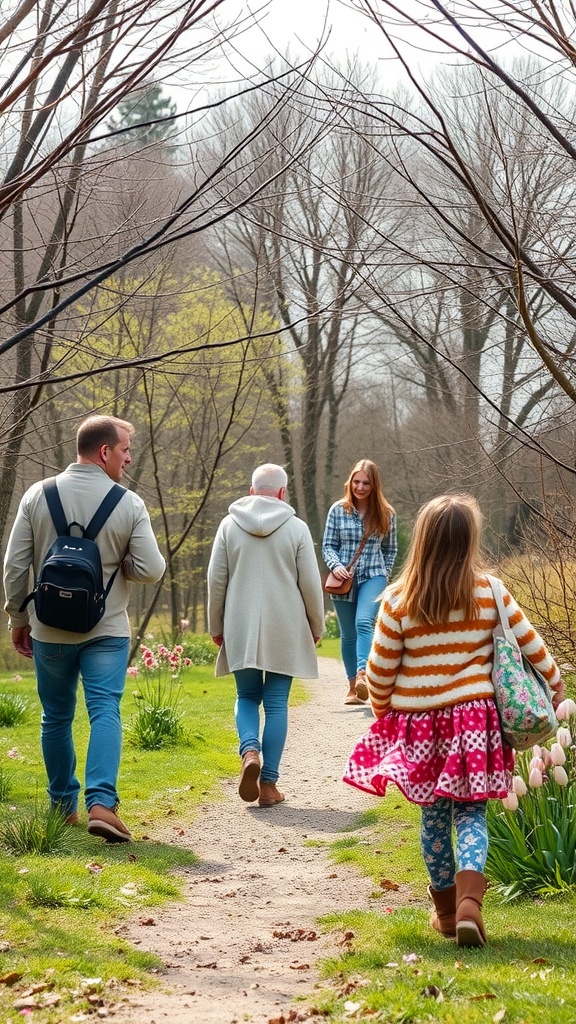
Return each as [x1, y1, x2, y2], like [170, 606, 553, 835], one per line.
[251, 463, 288, 495]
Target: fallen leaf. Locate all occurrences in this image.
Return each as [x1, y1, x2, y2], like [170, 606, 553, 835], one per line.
[0, 973, 21, 986]
[421, 985, 444, 1002]
[379, 878, 400, 891]
[289, 962, 310, 970]
[493, 1011, 506, 1023]
[532, 957, 549, 964]
[470, 993, 497, 1001]
[139, 917, 156, 926]
[196, 961, 217, 969]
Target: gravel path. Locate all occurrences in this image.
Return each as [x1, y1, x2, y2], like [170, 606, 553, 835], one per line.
[111, 657, 419, 1024]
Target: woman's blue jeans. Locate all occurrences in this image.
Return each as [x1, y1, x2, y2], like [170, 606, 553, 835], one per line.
[33, 636, 130, 815]
[333, 575, 385, 679]
[233, 669, 292, 784]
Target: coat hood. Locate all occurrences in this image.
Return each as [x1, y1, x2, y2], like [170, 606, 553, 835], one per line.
[228, 495, 295, 537]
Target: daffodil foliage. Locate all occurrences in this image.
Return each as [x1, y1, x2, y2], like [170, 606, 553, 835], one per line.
[487, 701, 576, 899]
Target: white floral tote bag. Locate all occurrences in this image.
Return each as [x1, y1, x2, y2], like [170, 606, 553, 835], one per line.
[487, 575, 557, 751]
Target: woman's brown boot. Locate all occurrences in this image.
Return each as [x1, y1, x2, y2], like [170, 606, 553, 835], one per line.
[238, 750, 260, 802]
[428, 883, 456, 938]
[455, 870, 487, 947]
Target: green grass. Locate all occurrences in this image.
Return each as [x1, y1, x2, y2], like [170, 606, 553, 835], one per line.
[314, 790, 576, 1022]
[0, 660, 240, 1020]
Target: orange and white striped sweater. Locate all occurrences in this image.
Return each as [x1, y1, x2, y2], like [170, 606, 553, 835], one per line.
[366, 575, 561, 719]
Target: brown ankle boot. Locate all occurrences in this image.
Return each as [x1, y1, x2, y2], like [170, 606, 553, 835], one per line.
[455, 870, 487, 947]
[238, 750, 260, 802]
[428, 883, 456, 938]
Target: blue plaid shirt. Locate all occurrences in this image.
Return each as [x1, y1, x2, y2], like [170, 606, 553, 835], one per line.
[322, 501, 397, 603]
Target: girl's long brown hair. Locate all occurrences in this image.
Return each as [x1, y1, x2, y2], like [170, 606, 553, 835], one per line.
[389, 494, 484, 623]
[343, 459, 394, 537]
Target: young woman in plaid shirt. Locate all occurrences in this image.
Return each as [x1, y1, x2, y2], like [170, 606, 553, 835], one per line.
[322, 459, 397, 705]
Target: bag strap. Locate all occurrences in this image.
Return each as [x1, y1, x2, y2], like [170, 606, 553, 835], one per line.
[43, 478, 68, 537]
[346, 533, 368, 572]
[487, 573, 521, 649]
[84, 484, 126, 540]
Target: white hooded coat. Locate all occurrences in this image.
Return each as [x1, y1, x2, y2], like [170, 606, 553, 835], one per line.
[207, 495, 324, 678]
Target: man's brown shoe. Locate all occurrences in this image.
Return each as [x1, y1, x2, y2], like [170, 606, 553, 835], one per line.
[238, 750, 261, 802]
[88, 804, 132, 843]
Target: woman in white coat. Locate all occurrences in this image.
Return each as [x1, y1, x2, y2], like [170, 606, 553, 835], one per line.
[207, 464, 325, 808]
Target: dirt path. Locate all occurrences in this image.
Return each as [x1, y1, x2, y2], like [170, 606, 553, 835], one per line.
[111, 658, 418, 1024]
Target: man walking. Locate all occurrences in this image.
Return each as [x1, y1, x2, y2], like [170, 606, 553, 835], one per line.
[207, 463, 324, 808]
[3, 415, 165, 842]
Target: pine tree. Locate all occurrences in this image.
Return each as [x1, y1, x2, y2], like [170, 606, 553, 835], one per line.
[107, 82, 177, 148]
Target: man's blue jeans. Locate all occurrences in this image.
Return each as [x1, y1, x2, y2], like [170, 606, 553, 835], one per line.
[233, 669, 292, 784]
[32, 636, 130, 815]
[333, 575, 385, 680]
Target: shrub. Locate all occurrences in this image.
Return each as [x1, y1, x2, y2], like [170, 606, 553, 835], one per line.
[324, 611, 340, 639]
[487, 699, 576, 899]
[128, 642, 186, 750]
[0, 805, 79, 856]
[180, 634, 217, 666]
[0, 692, 29, 726]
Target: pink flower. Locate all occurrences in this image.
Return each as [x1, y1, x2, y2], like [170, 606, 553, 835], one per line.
[529, 757, 545, 773]
[12, 674, 22, 683]
[502, 792, 519, 811]
[541, 748, 553, 769]
[532, 744, 543, 758]
[556, 698, 576, 721]
[550, 743, 566, 766]
[174, 645, 183, 654]
[512, 776, 527, 797]
[126, 665, 138, 677]
[184, 658, 191, 667]
[6, 748, 19, 759]
[554, 765, 569, 786]
[528, 767, 543, 788]
[557, 727, 572, 748]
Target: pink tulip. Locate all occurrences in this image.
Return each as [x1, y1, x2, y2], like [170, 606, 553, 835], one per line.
[555, 698, 576, 721]
[557, 727, 572, 748]
[550, 743, 566, 766]
[529, 757, 545, 773]
[532, 744, 542, 758]
[502, 792, 519, 811]
[528, 767, 543, 788]
[541, 748, 553, 768]
[554, 765, 569, 786]
[512, 776, 527, 797]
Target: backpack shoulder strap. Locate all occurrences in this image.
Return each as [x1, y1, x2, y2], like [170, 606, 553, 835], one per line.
[43, 478, 68, 537]
[84, 484, 126, 541]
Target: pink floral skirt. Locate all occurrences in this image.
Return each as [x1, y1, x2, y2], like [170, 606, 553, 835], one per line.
[343, 699, 514, 805]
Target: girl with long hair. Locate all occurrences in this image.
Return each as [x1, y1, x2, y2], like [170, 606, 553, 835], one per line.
[322, 459, 397, 705]
[344, 493, 564, 946]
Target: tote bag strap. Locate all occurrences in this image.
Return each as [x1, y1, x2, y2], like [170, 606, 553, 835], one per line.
[487, 574, 521, 651]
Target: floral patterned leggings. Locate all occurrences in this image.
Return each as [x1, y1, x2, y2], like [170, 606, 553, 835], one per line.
[420, 798, 488, 890]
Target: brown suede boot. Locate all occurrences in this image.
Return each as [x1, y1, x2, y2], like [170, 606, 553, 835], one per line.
[455, 870, 487, 947]
[238, 750, 261, 802]
[428, 883, 456, 938]
[354, 670, 369, 702]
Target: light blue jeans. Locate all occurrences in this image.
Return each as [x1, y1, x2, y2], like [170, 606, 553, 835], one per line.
[233, 669, 292, 784]
[333, 575, 385, 680]
[32, 636, 130, 815]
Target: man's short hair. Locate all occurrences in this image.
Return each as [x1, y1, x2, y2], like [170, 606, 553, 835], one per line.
[251, 463, 288, 495]
[77, 415, 134, 457]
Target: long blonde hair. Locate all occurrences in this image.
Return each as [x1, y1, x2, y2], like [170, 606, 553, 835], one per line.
[390, 494, 484, 623]
[342, 459, 394, 537]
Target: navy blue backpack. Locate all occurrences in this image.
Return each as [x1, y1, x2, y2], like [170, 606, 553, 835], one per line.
[20, 478, 126, 633]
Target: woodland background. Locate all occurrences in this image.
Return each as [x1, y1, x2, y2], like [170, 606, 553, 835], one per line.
[1, 0, 575, 656]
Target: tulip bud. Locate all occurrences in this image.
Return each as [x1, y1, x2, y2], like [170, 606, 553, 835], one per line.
[555, 698, 576, 721]
[541, 748, 553, 768]
[554, 765, 569, 786]
[512, 776, 527, 797]
[532, 744, 542, 759]
[529, 757, 545, 773]
[550, 743, 566, 766]
[528, 767, 543, 788]
[557, 727, 571, 748]
[502, 791, 519, 811]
